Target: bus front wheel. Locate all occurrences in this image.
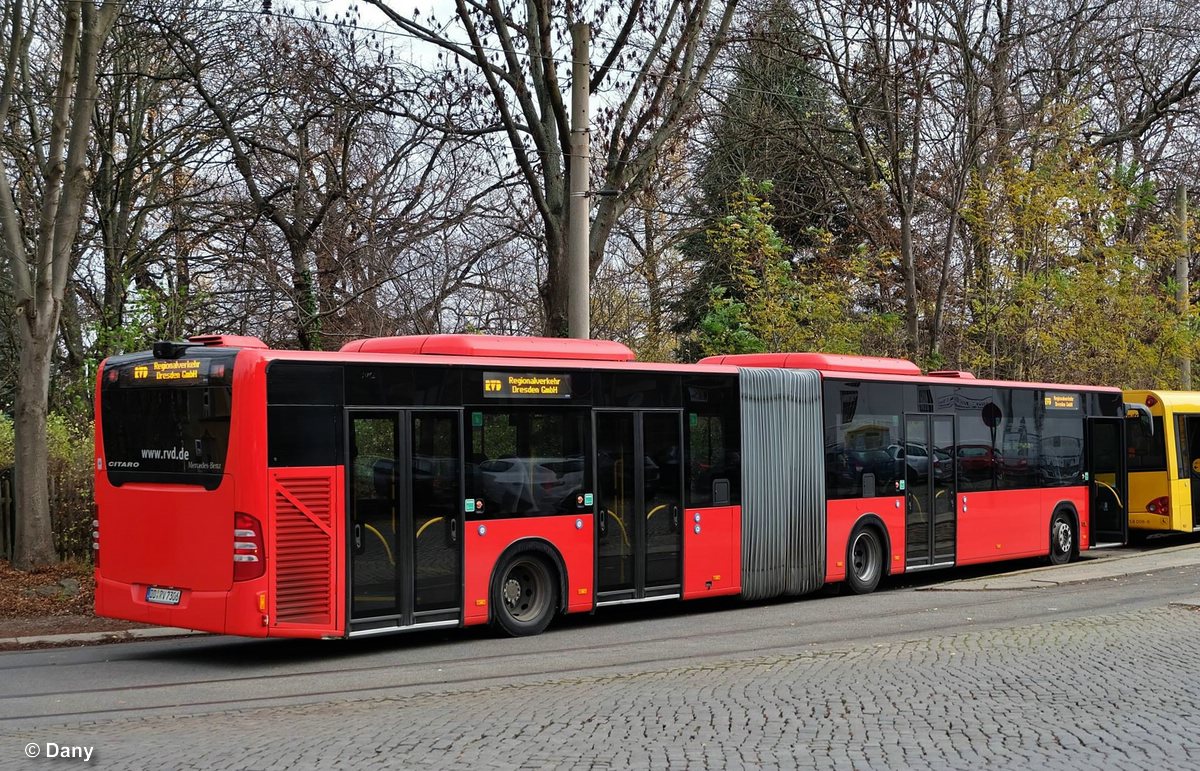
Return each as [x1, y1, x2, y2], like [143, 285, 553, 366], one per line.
[492, 551, 558, 637]
[1048, 512, 1074, 566]
[846, 526, 884, 595]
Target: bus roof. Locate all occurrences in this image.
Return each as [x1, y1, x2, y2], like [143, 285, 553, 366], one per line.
[340, 334, 636, 361]
[701, 352, 1116, 393]
[814, 369, 1119, 393]
[699, 352, 922, 376]
[154, 335, 1120, 393]
[247, 347, 739, 375]
[1123, 389, 1200, 411]
[247, 349, 1117, 393]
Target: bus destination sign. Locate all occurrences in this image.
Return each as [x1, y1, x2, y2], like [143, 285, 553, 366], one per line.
[482, 371, 571, 399]
[1043, 392, 1080, 410]
[122, 359, 210, 386]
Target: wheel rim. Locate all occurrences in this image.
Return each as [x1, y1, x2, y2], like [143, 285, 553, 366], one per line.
[851, 532, 880, 583]
[501, 559, 551, 623]
[1053, 518, 1072, 555]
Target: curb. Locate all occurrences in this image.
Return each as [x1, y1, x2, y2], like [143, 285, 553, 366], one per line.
[1, 626, 204, 647]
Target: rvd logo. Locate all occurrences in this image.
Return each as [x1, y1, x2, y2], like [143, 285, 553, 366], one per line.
[133, 365, 149, 380]
[484, 379, 503, 393]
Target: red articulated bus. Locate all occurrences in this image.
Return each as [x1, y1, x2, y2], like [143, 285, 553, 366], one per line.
[93, 334, 1128, 639]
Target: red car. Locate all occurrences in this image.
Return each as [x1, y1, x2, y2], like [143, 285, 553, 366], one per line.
[957, 444, 998, 482]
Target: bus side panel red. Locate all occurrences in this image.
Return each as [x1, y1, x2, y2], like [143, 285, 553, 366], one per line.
[824, 497, 906, 583]
[956, 488, 1082, 564]
[265, 466, 346, 638]
[462, 514, 595, 626]
[958, 489, 1029, 563]
[682, 505, 741, 599]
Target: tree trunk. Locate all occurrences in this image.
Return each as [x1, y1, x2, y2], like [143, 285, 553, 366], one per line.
[289, 238, 319, 350]
[643, 206, 665, 357]
[540, 230, 569, 337]
[12, 309, 59, 569]
[929, 208, 962, 360]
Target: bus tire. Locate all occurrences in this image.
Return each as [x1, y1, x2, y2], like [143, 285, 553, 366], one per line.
[491, 548, 558, 637]
[1048, 511, 1074, 566]
[846, 525, 884, 595]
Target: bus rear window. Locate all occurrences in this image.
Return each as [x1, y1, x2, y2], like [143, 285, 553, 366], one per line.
[100, 353, 236, 489]
[1126, 416, 1165, 472]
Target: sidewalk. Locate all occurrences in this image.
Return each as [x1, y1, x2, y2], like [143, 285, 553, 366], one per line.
[0, 625, 203, 649]
[926, 540, 1200, 591]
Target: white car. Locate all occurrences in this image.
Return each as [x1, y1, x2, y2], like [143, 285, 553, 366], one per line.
[888, 443, 930, 477]
[887, 443, 952, 481]
[476, 456, 585, 514]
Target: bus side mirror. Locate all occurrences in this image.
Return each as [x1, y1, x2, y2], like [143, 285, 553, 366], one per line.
[1124, 403, 1153, 435]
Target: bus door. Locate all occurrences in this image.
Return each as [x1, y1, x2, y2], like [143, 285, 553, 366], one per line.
[1173, 415, 1200, 531]
[347, 410, 463, 632]
[594, 411, 684, 602]
[1087, 417, 1127, 546]
[904, 414, 957, 569]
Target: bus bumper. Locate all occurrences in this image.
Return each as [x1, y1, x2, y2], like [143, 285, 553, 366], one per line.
[94, 573, 276, 638]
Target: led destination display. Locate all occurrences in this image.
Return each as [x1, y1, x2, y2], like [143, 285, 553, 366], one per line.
[482, 371, 572, 399]
[114, 358, 223, 387]
[1044, 392, 1080, 410]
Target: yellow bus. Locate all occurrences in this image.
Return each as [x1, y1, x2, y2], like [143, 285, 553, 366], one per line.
[1124, 390, 1200, 534]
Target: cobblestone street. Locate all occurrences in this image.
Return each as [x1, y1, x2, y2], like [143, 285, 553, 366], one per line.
[6, 603, 1200, 769]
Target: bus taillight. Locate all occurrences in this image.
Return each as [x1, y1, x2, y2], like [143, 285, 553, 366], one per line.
[1146, 496, 1169, 515]
[92, 518, 100, 568]
[233, 512, 265, 581]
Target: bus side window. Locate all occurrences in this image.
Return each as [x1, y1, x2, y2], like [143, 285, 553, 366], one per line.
[684, 376, 741, 508]
[470, 410, 589, 518]
[687, 415, 740, 507]
[822, 380, 905, 499]
[1177, 416, 1190, 479]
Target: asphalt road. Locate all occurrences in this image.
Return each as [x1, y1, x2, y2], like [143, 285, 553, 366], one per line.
[2, 550, 1200, 769]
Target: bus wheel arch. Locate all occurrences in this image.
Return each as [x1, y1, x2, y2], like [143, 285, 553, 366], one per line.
[489, 539, 566, 637]
[1048, 503, 1079, 565]
[846, 515, 890, 595]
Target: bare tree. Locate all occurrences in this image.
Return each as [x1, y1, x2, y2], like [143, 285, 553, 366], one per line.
[364, 0, 739, 336]
[67, 1, 231, 363]
[809, 0, 936, 357]
[0, 0, 122, 569]
[158, 8, 416, 349]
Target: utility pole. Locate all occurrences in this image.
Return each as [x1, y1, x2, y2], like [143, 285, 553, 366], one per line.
[1178, 182, 1191, 389]
[567, 22, 591, 339]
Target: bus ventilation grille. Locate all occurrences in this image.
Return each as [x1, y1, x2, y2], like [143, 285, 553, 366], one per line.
[271, 472, 336, 626]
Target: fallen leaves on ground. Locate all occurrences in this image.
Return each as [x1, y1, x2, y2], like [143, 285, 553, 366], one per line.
[0, 559, 94, 619]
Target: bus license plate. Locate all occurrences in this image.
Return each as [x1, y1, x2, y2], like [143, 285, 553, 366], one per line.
[146, 587, 181, 605]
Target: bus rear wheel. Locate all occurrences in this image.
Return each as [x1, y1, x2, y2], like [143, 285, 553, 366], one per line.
[492, 551, 557, 637]
[846, 526, 884, 595]
[1048, 512, 1074, 566]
